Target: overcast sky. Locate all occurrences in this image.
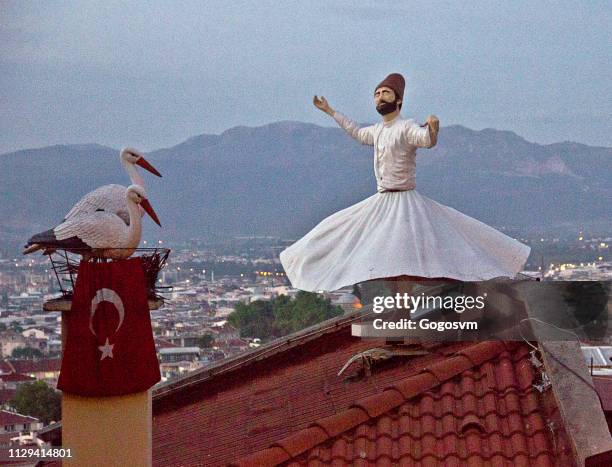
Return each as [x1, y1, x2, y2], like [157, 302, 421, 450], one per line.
[1, 1, 610, 154]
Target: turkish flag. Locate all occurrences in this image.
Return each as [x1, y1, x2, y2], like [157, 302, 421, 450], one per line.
[58, 258, 161, 397]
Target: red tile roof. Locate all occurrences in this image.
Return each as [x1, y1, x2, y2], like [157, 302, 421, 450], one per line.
[8, 359, 61, 374]
[0, 410, 39, 425]
[152, 317, 573, 466]
[0, 373, 35, 382]
[231, 342, 565, 466]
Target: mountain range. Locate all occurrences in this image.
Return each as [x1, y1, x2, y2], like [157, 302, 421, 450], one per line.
[1, 122, 610, 242]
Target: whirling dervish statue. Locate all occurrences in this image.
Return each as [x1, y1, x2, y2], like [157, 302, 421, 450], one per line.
[280, 73, 531, 292]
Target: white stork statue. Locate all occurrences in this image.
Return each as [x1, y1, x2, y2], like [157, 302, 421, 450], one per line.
[64, 147, 162, 225]
[23, 185, 161, 260]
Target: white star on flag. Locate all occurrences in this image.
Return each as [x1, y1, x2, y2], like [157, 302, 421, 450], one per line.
[98, 338, 115, 360]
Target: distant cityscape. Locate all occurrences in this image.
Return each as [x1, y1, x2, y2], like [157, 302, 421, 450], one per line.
[0, 231, 609, 446]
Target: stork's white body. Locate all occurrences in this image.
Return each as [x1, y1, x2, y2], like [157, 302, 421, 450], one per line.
[54, 186, 147, 259]
[65, 184, 132, 224]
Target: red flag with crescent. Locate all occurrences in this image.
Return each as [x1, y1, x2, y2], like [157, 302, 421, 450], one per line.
[58, 258, 161, 396]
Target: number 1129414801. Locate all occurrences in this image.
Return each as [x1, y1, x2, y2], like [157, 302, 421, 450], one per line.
[8, 448, 73, 459]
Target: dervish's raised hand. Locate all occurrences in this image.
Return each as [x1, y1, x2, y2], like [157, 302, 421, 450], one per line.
[426, 115, 439, 133]
[313, 95, 334, 116]
[426, 115, 439, 148]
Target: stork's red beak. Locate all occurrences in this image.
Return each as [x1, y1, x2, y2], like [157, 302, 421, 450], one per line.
[136, 157, 162, 177]
[140, 199, 162, 227]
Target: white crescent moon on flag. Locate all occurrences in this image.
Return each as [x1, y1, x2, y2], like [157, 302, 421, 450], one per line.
[89, 288, 125, 337]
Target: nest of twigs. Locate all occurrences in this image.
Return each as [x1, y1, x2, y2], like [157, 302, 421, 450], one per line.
[141, 249, 171, 299]
[45, 248, 171, 299]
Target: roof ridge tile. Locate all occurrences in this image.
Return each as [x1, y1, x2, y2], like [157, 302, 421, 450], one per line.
[388, 372, 438, 399]
[351, 388, 405, 419]
[271, 426, 329, 458]
[456, 341, 507, 367]
[424, 355, 474, 382]
[229, 445, 290, 467]
[310, 407, 369, 438]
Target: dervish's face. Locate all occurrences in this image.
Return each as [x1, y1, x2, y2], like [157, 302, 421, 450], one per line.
[374, 86, 396, 106]
[374, 86, 401, 116]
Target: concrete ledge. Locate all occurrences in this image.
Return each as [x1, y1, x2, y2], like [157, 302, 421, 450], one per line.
[518, 282, 612, 466]
[540, 340, 612, 466]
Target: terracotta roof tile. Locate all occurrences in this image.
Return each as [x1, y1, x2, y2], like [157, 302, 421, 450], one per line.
[233, 341, 562, 466]
[533, 452, 555, 467]
[424, 354, 474, 382]
[507, 411, 525, 434]
[504, 389, 524, 415]
[231, 445, 290, 467]
[455, 341, 506, 366]
[516, 357, 537, 390]
[272, 426, 328, 458]
[386, 372, 437, 399]
[513, 454, 531, 467]
[459, 414, 486, 434]
[311, 407, 369, 438]
[496, 353, 520, 391]
[350, 388, 404, 419]
[521, 389, 541, 414]
[482, 389, 498, 415]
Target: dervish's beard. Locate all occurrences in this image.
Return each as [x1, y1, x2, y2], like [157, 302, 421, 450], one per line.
[376, 100, 398, 116]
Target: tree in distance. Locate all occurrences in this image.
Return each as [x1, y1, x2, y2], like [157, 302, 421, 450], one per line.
[198, 334, 215, 348]
[228, 291, 343, 340]
[10, 381, 61, 425]
[11, 347, 43, 360]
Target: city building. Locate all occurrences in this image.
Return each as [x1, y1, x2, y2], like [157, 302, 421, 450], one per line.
[158, 347, 201, 364]
[0, 373, 35, 390]
[9, 359, 61, 386]
[0, 410, 42, 435]
[0, 332, 27, 358]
